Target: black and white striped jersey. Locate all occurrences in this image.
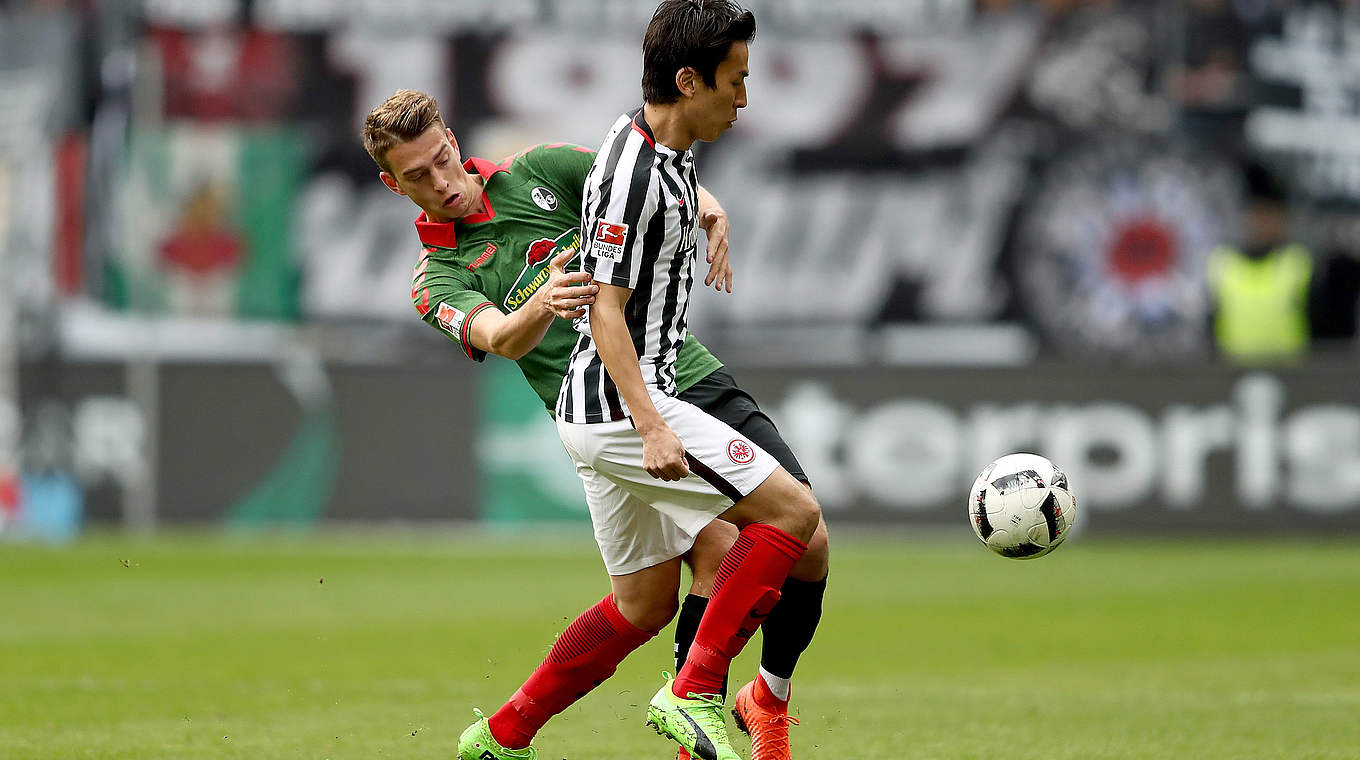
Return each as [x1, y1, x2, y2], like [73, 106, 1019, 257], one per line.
[556, 107, 701, 424]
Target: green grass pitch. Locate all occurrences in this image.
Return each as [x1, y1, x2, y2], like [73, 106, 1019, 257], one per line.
[2, 530, 1358, 759]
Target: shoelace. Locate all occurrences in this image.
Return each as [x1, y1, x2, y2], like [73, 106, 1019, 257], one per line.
[660, 672, 733, 746]
[681, 691, 727, 710]
[748, 708, 799, 756]
[678, 691, 733, 742]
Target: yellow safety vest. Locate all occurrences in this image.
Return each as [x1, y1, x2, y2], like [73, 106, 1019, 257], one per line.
[1207, 244, 1312, 362]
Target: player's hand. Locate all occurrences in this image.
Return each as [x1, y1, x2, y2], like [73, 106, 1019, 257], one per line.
[640, 426, 690, 481]
[700, 208, 732, 293]
[543, 249, 597, 319]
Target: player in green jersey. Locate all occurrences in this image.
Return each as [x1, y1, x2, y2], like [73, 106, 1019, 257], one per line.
[363, 88, 828, 760]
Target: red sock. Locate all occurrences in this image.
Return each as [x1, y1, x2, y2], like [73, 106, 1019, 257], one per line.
[754, 671, 787, 708]
[489, 594, 654, 749]
[673, 524, 806, 698]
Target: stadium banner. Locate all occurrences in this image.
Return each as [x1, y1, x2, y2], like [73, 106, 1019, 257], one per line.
[14, 360, 479, 527]
[111, 126, 303, 320]
[81, 0, 1355, 363]
[14, 355, 1360, 532]
[482, 359, 1360, 533]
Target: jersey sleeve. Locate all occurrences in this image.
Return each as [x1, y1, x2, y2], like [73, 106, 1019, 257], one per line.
[411, 248, 497, 362]
[584, 154, 660, 290]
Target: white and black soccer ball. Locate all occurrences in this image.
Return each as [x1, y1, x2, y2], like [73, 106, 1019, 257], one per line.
[968, 453, 1077, 559]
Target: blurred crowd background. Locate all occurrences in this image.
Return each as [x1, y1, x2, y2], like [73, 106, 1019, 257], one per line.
[2, 0, 1358, 539]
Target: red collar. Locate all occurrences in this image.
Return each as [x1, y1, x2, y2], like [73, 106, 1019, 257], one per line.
[413, 156, 508, 249]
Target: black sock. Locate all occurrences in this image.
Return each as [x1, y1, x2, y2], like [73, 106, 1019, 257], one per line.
[674, 593, 727, 700]
[759, 574, 827, 680]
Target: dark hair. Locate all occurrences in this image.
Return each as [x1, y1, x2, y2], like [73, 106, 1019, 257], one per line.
[642, 0, 756, 104]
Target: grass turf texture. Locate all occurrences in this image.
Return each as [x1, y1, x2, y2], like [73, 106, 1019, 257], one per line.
[2, 532, 1358, 759]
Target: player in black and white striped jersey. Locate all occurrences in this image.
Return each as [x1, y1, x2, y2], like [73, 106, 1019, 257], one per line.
[556, 108, 699, 422]
[549, 4, 829, 760]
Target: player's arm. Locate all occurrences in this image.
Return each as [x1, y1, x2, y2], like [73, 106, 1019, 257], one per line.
[590, 283, 690, 481]
[697, 184, 732, 293]
[467, 250, 595, 360]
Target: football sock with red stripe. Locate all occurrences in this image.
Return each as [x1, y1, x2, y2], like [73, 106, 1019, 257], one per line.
[673, 593, 728, 701]
[489, 594, 654, 749]
[673, 523, 806, 698]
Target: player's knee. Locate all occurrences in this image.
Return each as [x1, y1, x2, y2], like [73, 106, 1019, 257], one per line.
[639, 595, 680, 632]
[783, 487, 821, 544]
[683, 521, 738, 595]
[617, 593, 678, 633]
[805, 517, 829, 558]
[792, 516, 830, 580]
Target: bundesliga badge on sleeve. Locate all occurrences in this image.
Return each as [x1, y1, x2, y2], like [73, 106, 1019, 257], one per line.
[592, 221, 628, 262]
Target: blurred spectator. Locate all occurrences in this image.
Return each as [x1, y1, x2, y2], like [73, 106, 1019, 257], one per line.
[1164, 0, 1254, 153]
[1308, 231, 1360, 345]
[1206, 163, 1312, 363]
[1167, 0, 1252, 110]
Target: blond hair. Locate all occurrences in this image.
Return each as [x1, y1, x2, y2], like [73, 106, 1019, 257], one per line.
[362, 89, 447, 174]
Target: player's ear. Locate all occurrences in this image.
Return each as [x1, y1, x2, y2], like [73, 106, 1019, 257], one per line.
[675, 67, 697, 98]
[379, 171, 406, 197]
[446, 128, 459, 153]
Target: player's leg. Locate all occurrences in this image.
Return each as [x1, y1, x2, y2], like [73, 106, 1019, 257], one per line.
[676, 520, 737, 684]
[674, 521, 738, 760]
[679, 370, 829, 685]
[724, 408, 827, 759]
[670, 466, 817, 698]
[461, 579, 659, 759]
[678, 370, 828, 758]
[460, 444, 685, 760]
[564, 404, 792, 760]
[607, 394, 820, 704]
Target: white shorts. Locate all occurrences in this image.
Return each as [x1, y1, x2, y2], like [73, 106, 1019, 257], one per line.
[556, 393, 780, 576]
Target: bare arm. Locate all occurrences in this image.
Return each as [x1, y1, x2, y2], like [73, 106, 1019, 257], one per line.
[466, 250, 594, 360]
[590, 283, 690, 481]
[697, 184, 732, 293]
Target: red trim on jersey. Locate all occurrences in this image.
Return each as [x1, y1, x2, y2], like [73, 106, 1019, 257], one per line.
[464, 156, 507, 181]
[412, 157, 508, 248]
[460, 301, 497, 360]
[411, 249, 433, 315]
[631, 111, 655, 148]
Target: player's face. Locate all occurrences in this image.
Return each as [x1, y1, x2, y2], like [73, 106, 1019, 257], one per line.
[380, 127, 482, 222]
[692, 41, 749, 143]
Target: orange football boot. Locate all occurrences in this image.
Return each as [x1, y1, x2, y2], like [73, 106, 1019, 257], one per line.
[731, 679, 799, 760]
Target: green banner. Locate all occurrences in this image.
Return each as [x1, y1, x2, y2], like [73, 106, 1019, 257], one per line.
[111, 126, 301, 319]
[479, 361, 588, 523]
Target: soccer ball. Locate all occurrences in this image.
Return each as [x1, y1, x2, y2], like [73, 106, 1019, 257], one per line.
[968, 453, 1076, 559]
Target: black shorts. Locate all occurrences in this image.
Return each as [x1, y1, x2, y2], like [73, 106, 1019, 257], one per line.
[677, 367, 810, 485]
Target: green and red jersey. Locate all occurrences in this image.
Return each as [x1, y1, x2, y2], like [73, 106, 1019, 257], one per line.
[411, 143, 722, 410]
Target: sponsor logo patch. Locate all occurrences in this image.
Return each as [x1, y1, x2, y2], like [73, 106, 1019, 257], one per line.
[530, 186, 558, 211]
[504, 228, 581, 311]
[435, 302, 467, 337]
[728, 439, 755, 465]
[592, 220, 628, 262]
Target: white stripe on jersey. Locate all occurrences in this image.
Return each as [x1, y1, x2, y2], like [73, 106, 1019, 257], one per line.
[557, 108, 700, 424]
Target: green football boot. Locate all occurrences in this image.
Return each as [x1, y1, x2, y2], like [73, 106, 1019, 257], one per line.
[645, 674, 739, 760]
[458, 708, 537, 760]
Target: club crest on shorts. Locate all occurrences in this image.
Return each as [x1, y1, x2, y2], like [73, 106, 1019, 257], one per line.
[728, 439, 755, 465]
[530, 186, 557, 211]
